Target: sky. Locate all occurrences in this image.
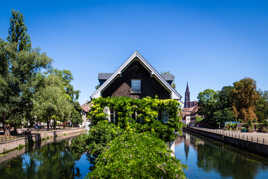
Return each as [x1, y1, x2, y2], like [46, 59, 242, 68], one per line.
[0, 0, 267, 104]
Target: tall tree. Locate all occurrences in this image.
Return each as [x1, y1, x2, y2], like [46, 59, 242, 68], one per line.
[7, 10, 31, 51]
[197, 89, 218, 123]
[0, 10, 52, 135]
[232, 78, 259, 121]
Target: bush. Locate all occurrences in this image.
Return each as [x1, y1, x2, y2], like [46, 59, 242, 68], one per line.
[71, 120, 123, 158]
[87, 132, 186, 179]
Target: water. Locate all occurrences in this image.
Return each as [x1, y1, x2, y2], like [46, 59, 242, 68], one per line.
[175, 132, 268, 179]
[0, 138, 92, 179]
[0, 133, 268, 179]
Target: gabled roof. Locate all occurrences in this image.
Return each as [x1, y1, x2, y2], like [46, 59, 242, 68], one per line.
[160, 72, 175, 81]
[98, 73, 113, 80]
[91, 51, 182, 100]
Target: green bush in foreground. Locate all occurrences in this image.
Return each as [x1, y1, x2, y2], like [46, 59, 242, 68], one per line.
[71, 120, 123, 158]
[87, 132, 186, 179]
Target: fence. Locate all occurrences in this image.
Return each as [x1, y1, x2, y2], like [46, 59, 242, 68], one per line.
[191, 127, 268, 145]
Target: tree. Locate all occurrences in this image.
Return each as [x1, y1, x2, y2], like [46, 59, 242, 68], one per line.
[232, 78, 259, 122]
[213, 86, 235, 126]
[32, 70, 82, 129]
[32, 85, 72, 129]
[197, 89, 218, 121]
[0, 10, 52, 135]
[7, 10, 31, 51]
[256, 90, 268, 122]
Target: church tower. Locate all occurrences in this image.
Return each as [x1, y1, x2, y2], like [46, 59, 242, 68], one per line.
[184, 82, 190, 108]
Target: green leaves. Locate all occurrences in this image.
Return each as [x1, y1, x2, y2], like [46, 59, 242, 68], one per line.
[7, 10, 31, 51]
[89, 96, 182, 142]
[72, 98, 185, 178]
[0, 10, 81, 132]
[88, 132, 186, 179]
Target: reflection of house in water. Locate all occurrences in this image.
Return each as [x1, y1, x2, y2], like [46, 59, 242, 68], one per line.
[182, 83, 199, 126]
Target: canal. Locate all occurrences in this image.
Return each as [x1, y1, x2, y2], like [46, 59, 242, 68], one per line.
[0, 132, 268, 179]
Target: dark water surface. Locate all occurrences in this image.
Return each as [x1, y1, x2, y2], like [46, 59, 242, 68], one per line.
[0, 133, 268, 179]
[0, 138, 91, 179]
[175, 133, 268, 179]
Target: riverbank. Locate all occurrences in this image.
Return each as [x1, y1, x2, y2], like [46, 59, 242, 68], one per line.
[0, 128, 86, 155]
[185, 127, 268, 157]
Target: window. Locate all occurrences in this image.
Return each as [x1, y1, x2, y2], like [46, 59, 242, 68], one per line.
[131, 79, 141, 93]
[161, 111, 168, 123]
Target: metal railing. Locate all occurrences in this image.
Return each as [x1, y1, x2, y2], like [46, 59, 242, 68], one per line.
[191, 127, 268, 145]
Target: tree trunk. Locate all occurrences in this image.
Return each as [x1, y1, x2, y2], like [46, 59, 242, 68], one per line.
[53, 119, 56, 130]
[13, 126, 18, 135]
[47, 121, 50, 130]
[3, 113, 11, 136]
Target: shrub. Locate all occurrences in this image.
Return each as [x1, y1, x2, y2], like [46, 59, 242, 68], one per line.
[71, 120, 123, 158]
[87, 132, 186, 179]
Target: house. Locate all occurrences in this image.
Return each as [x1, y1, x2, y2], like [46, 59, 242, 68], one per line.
[182, 83, 199, 125]
[80, 102, 92, 129]
[91, 51, 182, 100]
[80, 51, 183, 129]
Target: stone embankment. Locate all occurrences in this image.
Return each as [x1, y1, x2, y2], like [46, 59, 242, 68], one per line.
[185, 127, 268, 157]
[0, 128, 86, 154]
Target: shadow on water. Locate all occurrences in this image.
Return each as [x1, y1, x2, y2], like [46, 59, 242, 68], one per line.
[175, 132, 268, 179]
[0, 138, 92, 179]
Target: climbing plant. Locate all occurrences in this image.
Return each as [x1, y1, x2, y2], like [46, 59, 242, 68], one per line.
[88, 96, 183, 142]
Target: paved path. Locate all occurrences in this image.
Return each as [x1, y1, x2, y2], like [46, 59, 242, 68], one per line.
[191, 127, 268, 145]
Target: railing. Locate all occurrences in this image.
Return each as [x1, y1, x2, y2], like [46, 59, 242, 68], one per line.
[191, 127, 268, 145]
[0, 135, 25, 144]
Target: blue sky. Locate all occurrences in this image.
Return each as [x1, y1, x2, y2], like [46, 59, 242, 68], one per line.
[1, 0, 267, 104]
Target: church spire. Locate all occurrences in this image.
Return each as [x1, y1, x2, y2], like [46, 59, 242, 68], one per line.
[184, 82, 190, 108]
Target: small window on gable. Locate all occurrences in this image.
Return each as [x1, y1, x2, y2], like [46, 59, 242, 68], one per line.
[131, 79, 141, 93]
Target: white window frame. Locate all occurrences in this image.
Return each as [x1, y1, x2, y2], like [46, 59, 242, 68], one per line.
[131, 79, 141, 93]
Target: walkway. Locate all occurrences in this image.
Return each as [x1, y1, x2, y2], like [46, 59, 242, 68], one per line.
[191, 127, 268, 145]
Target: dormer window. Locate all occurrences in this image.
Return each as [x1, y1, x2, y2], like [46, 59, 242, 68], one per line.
[131, 79, 141, 93]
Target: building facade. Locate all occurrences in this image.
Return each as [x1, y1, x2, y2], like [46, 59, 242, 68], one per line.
[91, 51, 182, 100]
[182, 83, 199, 125]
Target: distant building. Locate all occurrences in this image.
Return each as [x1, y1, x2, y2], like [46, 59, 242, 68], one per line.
[80, 102, 91, 130]
[182, 83, 199, 125]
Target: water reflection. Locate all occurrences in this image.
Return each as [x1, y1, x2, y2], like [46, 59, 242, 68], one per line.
[0, 139, 91, 179]
[175, 132, 268, 179]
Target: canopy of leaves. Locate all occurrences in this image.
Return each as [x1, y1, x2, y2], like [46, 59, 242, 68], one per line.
[232, 78, 259, 121]
[198, 87, 235, 127]
[88, 132, 186, 179]
[7, 9, 31, 51]
[1, 10, 82, 133]
[256, 90, 268, 122]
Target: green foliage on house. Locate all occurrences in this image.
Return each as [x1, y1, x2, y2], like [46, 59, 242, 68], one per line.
[89, 96, 183, 142]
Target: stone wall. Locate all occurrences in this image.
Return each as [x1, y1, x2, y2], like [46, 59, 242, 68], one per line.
[185, 127, 268, 157]
[0, 128, 86, 154]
